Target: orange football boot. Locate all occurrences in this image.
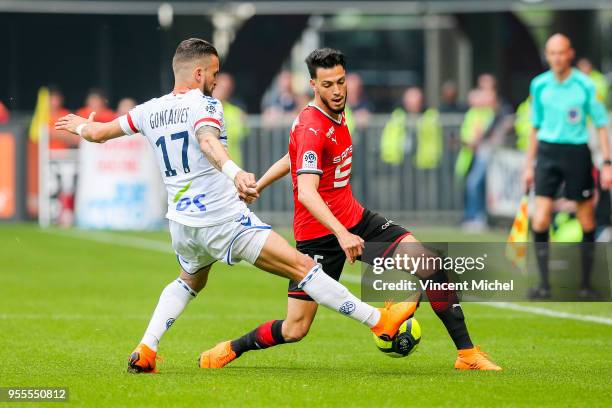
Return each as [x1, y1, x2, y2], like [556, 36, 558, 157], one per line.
[198, 341, 237, 369]
[371, 295, 420, 340]
[455, 346, 502, 371]
[127, 343, 159, 374]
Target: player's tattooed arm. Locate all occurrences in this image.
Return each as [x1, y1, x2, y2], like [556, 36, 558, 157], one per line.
[55, 112, 125, 143]
[195, 125, 227, 171]
[196, 125, 259, 202]
[256, 153, 290, 194]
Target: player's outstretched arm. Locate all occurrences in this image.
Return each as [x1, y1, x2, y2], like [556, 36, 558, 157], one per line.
[297, 174, 364, 263]
[195, 125, 259, 201]
[55, 112, 126, 143]
[256, 153, 290, 194]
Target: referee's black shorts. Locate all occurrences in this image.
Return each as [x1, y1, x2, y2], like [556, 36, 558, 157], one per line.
[535, 141, 594, 201]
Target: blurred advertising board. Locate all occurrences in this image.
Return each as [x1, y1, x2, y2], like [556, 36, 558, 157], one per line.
[75, 135, 165, 229]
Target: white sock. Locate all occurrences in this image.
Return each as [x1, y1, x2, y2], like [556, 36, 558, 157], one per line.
[298, 265, 381, 327]
[140, 278, 197, 351]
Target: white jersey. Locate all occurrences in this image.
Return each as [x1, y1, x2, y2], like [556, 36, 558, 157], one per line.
[118, 88, 246, 227]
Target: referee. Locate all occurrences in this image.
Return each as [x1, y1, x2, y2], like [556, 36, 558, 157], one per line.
[523, 34, 612, 299]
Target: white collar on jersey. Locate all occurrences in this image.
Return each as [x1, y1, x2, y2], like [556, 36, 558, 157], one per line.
[308, 102, 343, 125]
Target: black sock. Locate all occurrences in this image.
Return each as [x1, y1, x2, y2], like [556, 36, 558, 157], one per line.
[533, 229, 550, 289]
[230, 320, 286, 357]
[581, 229, 596, 290]
[424, 269, 473, 350]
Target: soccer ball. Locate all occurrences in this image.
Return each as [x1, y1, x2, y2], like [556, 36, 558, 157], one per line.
[372, 317, 421, 358]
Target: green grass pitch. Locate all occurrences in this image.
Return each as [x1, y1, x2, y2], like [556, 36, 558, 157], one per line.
[1, 224, 611, 407]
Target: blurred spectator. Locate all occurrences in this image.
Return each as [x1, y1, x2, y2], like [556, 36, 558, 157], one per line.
[439, 80, 467, 113]
[477, 72, 512, 114]
[48, 85, 79, 149]
[295, 90, 313, 112]
[0, 100, 9, 124]
[477, 73, 497, 92]
[458, 85, 514, 231]
[514, 96, 532, 151]
[261, 70, 298, 125]
[455, 88, 496, 231]
[381, 86, 442, 169]
[116, 97, 136, 116]
[345, 73, 373, 131]
[577, 57, 609, 104]
[76, 88, 116, 123]
[213, 73, 248, 166]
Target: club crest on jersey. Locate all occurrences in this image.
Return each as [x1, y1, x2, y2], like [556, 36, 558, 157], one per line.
[567, 107, 581, 124]
[326, 126, 337, 144]
[302, 150, 319, 170]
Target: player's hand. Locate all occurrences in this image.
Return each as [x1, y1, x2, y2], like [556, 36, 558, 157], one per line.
[601, 165, 612, 190]
[522, 166, 534, 191]
[235, 171, 259, 203]
[336, 229, 365, 264]
[55, 112, 96, 135]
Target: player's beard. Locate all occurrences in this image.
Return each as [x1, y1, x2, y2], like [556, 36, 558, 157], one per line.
[321, 93, 346, 115]
[202, 80, 215, 97]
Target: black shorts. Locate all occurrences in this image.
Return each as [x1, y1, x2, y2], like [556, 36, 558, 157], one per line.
[535, 141, 594, 201]
[288, 209, 411, 300]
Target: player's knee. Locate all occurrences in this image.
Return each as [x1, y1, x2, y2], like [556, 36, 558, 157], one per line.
[532, 212, 551, 232]
[532, 217, 550, 232]
[283, 321, 311, 342]
[294, 252, 316, 279]
[179, 268, 209, 293]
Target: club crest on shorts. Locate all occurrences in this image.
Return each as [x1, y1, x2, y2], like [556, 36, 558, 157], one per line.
[567, 107, 581, 124]
[339, 300, 356, 315]
[302, 150, 318, 170]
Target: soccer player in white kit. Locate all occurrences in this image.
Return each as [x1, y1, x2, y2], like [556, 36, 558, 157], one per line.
[55, 38, 417, 373]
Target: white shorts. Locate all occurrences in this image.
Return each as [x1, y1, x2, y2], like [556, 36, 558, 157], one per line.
[169, 210, 272, 274]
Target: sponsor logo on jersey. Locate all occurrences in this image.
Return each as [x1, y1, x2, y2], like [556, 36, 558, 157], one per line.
[339, 301, 356, 315]
[308, 127, 319, 136]
[332, 145, 353, 164]
[567, 107, 581, 124]
[302, 150, 319, 170]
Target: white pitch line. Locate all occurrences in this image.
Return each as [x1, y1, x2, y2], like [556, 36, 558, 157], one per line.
[340, 274, 612, 326]
[43, 229, 612, 326]
[480, 302, 612, 326]
[42, 228, 173, 253]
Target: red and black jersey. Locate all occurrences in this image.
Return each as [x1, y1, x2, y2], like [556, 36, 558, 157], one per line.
[288, 103, 364, 241]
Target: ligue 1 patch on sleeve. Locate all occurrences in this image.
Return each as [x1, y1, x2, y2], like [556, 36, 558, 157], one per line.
[302, 150, 319, 170]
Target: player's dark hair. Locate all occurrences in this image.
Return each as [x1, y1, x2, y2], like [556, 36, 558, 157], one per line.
[305, 48, 346, 79]
[173, 38, 218, 70]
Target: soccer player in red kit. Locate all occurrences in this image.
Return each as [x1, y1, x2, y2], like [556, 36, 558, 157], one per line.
[200, 48, 501, 370]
